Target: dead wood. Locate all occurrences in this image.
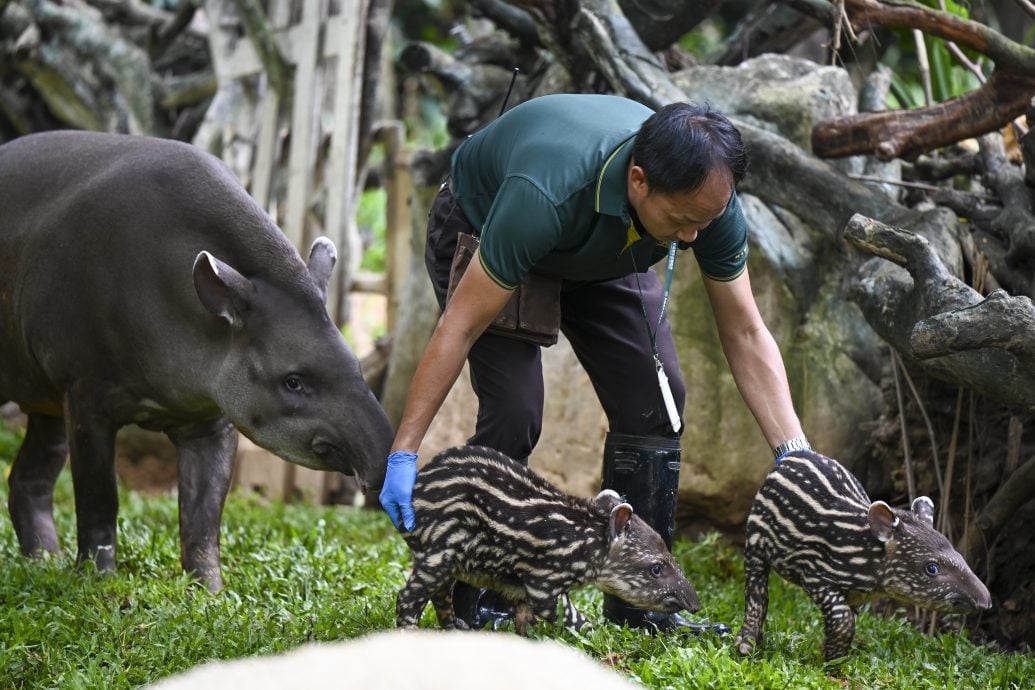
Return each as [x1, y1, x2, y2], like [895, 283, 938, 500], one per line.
[713, 1, 828, 66]
[911, 290, 1035, 368]
[472, 0, 538, 46]
[813, 70, 1035, 161]
[230, 0, 291, 97]
[614, 0, 722, 52]
[812, 0, 1035, 160]
[843, 213, 1035, 414]
[962, 453, 1035, 570]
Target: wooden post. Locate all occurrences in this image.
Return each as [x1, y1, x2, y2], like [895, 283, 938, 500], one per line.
[328, 0, 370, 327]
[379, 120, 413, 334]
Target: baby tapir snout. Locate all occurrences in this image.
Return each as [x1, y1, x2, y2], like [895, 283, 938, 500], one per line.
[594, 490, 701, 616]
[877, 496, 992, 614]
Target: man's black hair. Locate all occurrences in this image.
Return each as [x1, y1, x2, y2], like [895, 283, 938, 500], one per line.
[632, 102, 747, 195]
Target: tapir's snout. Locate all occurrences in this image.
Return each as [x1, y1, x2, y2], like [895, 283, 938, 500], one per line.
[311, 424, 391, 492]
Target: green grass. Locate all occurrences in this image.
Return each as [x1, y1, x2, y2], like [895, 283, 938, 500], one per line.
[0, 447, 1031, 688]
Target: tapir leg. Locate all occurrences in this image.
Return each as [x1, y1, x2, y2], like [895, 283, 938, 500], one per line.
[170, 419, 236, 592]
[734, 548, 771, 656]
[8, 413, 68, 556]
[64, 398, 120, 573]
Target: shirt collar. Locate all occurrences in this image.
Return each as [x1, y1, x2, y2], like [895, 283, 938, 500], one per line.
[594, 135, 636, 220]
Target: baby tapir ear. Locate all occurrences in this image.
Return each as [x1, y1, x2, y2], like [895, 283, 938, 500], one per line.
[912, 496, 935, 527]
[193, 251, 256, 329]
[594, 489, 622, 510]
[608, 502, 634, 542]
[867, 501, 899, 543]
[307, 237, 337, 303]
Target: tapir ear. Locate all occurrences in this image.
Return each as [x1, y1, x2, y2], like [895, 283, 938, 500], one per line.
[867, 501, 899, 543]
[193, 251, 255, 328]
[912, 496, 935, 527]
[307, 237, 337, 303]
[594, 489, 622, 510]
[608, 502, 634, 542]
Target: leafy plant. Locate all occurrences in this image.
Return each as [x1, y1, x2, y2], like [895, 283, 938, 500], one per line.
[881, 0, 985, 109]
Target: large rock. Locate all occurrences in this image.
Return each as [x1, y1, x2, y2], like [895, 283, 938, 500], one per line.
[671, 54, 857, 154]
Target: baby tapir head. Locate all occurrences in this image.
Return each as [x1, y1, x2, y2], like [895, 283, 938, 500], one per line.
[592, 490, 701, 615]
[870, 496, 991, 613]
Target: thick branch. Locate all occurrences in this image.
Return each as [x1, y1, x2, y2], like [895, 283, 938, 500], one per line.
[572, 3, 686, 107]
[843, 0, 1035, 73]
[473, 0, 538, 45]
[813, 70, 1035, 160]
[738, 123, 907, 233]
[844, 213, 1035, 414]
[961, 453, 1035, 568]
[229, 0, 292, 97]
[843, 213, 960, 288]
[911, 290, 1035, 367]
[615, 0, 721, 52]
[812, 0, 1035, 160]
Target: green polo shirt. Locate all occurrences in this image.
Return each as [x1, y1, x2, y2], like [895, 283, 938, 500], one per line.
[450, 94, 748, 289]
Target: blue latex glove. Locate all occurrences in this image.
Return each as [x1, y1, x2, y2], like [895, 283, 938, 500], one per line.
[380, 451, 418, 531]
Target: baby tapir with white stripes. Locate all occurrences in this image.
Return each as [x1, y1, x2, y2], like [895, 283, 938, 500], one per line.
[734, 450, 991, 661]
[396, 445, 700, 634]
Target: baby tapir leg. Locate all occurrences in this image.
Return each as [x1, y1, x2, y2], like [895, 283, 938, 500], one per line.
[735, 548, 772, 655]
[807, 585, 855, 662]
[8, 413, 68, 556]
[65, 397, 119, 573]
[561, 594, 592, 632]
[396, 551, 455, 628]
[430, 580, 465, 630]
[171, 420, 237, 592]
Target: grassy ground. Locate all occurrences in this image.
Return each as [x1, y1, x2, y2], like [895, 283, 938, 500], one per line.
[0, 431, 1032, 688]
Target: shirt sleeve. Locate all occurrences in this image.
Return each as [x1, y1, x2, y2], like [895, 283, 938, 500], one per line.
[477, 175, 563, 288]
[686, 190, 749, 281]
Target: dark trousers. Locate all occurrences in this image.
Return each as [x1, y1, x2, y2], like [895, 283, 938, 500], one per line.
[425, 186, 686, 462]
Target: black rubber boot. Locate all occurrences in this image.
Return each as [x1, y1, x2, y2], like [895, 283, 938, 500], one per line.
[601, 432, 731, 637]
[452, 581, 513, 630]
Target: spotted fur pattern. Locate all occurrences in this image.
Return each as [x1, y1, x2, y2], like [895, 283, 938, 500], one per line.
[734, 450, 991, 661]
[396, 446, 700, 634]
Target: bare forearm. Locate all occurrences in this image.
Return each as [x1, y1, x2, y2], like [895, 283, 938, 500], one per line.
[392, 322, 475, 454]
[720, 325, 804, 448]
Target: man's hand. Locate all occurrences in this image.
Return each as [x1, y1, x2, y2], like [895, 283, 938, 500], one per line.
[380, 451, 418, 531]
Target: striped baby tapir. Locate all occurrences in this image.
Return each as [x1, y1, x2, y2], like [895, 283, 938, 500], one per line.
[734, 450, 991, 661]
[396, 445, 700, 634]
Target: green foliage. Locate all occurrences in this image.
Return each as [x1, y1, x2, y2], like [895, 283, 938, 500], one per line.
[357, 187, 388, 273]
[677, 18, 727, 60]
[0, 460, 1030, 689]
[881, 1, 985, 109]
[0, 422, 23, 464]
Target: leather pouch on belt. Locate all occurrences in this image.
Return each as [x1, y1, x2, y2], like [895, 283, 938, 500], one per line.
[446, 232, 561, 347]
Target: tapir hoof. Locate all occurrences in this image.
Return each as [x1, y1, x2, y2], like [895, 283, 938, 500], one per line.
[77, 544, 117, 573]
[734, 631, 757, 656]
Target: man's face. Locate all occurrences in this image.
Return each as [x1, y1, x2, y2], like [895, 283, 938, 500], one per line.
[627, 164, 733, 244]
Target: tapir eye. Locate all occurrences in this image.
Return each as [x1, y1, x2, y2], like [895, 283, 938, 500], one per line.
[650, 563, 663, 577]
[283, 374, 305, 393]
[924, 562, 940, 576]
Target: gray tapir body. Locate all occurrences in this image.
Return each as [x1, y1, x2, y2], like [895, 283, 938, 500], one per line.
[0, 131, 394, 590]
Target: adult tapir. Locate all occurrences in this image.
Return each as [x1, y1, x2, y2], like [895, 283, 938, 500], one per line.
[0, 131, 394, 591]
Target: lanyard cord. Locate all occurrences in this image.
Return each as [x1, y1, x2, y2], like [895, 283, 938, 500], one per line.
[630, 240, 678, 357]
